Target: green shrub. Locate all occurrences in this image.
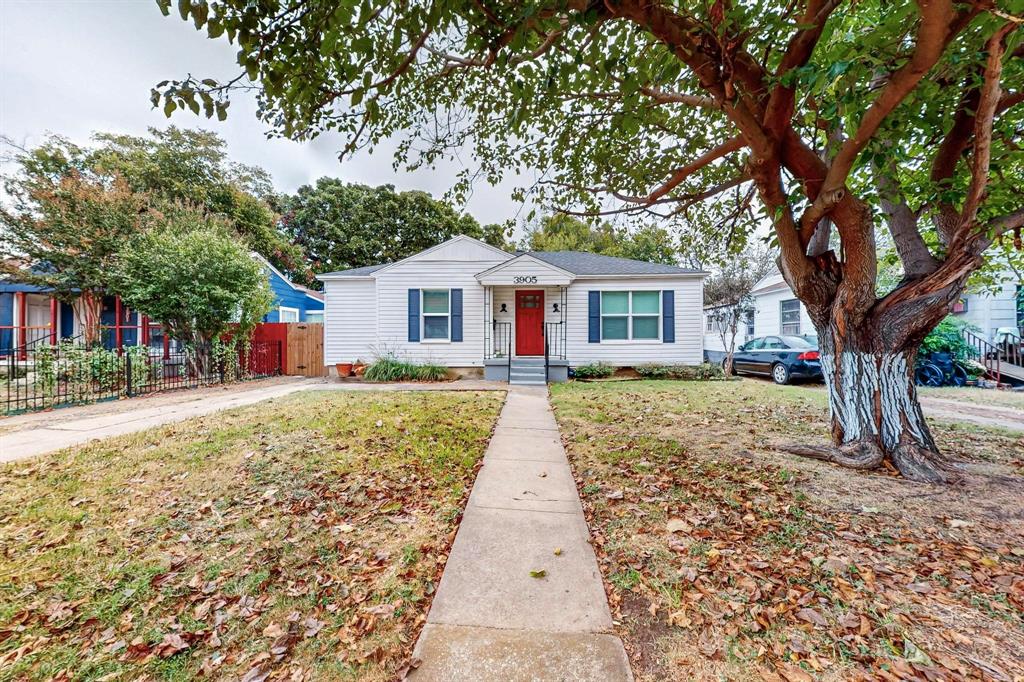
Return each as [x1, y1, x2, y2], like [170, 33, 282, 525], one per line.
[635, 363, 670, 379]
[635, 362, 726, 381]
[573, 362, 614, 379]
[364, 356, 449, 382]
[413, 363, 448, 381]
[920, 316, 979, 362]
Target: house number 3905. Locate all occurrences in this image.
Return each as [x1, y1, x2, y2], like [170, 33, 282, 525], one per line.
[513, 276, 538, 284]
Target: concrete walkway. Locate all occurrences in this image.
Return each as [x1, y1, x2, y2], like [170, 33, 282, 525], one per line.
[410, 386, 632, 681]
[920, 397, 1024, 433]
[0, 378, 316, 463]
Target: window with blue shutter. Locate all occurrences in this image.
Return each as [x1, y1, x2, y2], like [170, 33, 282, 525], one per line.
[662, 290, 675, 343]
[588, 291, 600, 343]
[451, 289, 463, 342]
[407, 289, 420, 342]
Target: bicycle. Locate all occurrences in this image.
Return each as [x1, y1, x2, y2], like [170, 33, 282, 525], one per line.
[914, 352, 970, 387]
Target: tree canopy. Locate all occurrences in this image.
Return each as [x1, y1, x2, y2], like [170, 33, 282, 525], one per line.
[520, 214, 679, 264]
[0, 168, 149, 305]
[3, 128, 306, 283]
[156, 0, 1023, 481]
[114, 208, 273, 346]
[278, 178, 509, 274]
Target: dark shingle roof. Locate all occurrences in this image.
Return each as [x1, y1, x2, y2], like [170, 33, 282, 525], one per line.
[319, 263, 390, 277]
[320, 251, 704, 278]
[529, 251, 703, 276]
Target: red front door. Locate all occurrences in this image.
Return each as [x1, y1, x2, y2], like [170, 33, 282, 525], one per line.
[515, 290, 545, 356]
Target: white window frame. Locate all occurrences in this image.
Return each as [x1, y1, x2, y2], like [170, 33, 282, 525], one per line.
[278, 306, 300, 323]
[304, 311, 324, 324]
[745, 310, 755, 338]
[601, 290, 661, 343]
[421, 288, 451, 343]
[780, 299, 801, 335]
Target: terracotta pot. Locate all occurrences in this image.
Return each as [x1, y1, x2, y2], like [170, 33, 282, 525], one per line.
[336, 362, 353, 377]
[353, 364, 367, 377]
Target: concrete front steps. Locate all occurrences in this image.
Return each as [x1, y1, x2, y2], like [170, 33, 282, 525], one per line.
[509, 357, 547, 386]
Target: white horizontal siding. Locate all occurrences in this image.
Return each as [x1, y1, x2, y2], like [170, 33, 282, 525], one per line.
[564, 278, 704, 366]
[957, 282, 1019, 340]
[374, 259, 506, 366]
[752, 288, 814, 337]
[323, 279, 378, 364]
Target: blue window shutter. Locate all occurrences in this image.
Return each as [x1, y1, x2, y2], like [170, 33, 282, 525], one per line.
[408, 289, 420, 342]
[662, 290, 675, 343]
[588, 291, 601, 343]
[451, 288, 463, 342]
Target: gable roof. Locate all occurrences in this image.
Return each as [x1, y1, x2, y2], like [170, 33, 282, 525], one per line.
[317, 242, 707, 281]
[250, 252, 324, 301]
[475, 252, 576, 284]
[316, 235, 511, 280]
[751, 270, 790, 295]
[529, 251, 704, 276]
[319, 263, 390, 278]
[368, 235, 510, 276]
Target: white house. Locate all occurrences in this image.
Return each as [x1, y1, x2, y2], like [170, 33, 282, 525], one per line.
[317, 235, 707, 384]
[704, 269, 1023, 358]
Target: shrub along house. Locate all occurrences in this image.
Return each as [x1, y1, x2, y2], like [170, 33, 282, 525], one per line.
[317, 235, 706, 384]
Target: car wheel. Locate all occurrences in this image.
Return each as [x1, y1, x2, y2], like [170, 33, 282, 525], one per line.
[771, 363, 790, 385]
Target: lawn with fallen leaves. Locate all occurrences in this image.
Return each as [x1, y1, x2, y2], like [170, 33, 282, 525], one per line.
[0, 390, 503, 681]
[550, 379, 1024, 682]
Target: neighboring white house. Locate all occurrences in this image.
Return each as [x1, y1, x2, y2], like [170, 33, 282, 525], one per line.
[704, 269, 1023, 357]
[317, 235, 707, 384]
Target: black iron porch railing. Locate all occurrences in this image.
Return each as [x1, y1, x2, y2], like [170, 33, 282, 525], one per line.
[486, 321, 512, 368]
[2, 340, 282, 415]
[543, 322, 565, 383]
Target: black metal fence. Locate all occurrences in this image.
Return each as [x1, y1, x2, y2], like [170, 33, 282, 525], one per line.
[544, 322, 566, 361]
[2, 340, 282, 415]
[487, 321, 512, 361]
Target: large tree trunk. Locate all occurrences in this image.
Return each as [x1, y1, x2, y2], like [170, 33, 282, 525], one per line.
[811, 325, 954, 483]
[782, 322, 954, 483]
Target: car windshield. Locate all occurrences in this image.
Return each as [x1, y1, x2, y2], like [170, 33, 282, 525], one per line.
[781, 336, 816, 349]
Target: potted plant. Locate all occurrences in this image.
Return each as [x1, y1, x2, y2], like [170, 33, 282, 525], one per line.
[336, 362, 354, 377]
[353, 359, 367, 376]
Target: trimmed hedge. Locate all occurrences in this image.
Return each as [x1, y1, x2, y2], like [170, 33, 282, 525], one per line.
[635, 362, 726, 381]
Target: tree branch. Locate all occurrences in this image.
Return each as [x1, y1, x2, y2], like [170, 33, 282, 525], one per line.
[956, 22, 1017, 236]
[823, 0, 960, 193]
[630, 137, 746, 204]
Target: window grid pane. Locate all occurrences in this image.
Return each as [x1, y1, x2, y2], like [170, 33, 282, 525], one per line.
[602, 316, 628, 340]
[602, 291, 629, 314]
[632, 316, 659, 339]
[780, 299, 800, 334]
[423, 315, 449, 339]
[423, 290, 449, 314]
[631, 291, 660, 314]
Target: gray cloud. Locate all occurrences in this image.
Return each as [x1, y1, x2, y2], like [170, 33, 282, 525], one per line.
[0, 0, 527, 226]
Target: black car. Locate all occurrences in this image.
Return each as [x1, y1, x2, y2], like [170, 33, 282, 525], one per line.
[726, 335, 823, 384]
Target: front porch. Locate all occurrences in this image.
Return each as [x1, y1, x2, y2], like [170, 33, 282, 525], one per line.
[480, 284, 569, 385]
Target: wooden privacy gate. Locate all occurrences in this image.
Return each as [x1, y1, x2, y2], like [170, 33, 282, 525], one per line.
[253, 322, 324, 377]
[285, 323, 324, 376]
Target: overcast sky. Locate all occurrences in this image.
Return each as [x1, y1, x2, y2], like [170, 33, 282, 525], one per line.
[0, 0, 528, 226]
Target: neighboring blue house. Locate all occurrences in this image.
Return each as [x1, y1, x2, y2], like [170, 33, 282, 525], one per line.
[252, 253, 325, 323]
[1, 254, 324, 354]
